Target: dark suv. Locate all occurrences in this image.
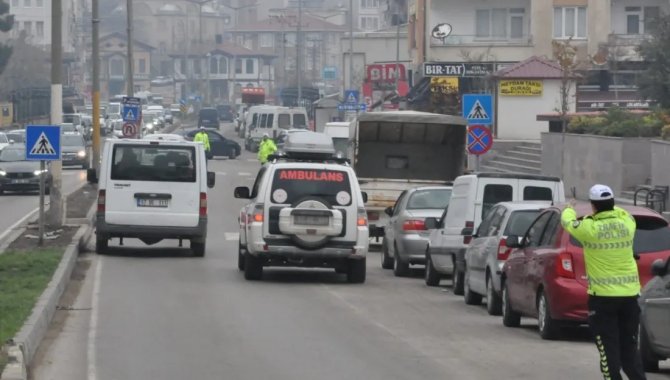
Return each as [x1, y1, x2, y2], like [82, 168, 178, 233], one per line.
[216, 104, 234, 122]
[198, 108, 220, 129]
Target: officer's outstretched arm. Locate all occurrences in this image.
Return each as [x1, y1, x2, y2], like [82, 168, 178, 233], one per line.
[560, 208, 596, 242]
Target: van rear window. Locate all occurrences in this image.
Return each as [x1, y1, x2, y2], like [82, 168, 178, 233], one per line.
[482, 184, 513, 219]
[278, 114, 291, 129]
[524, 186, 553, 201]
[111, 145, 196, 182]
[293, 114, 306, 127]
[271, 169, 351, 206]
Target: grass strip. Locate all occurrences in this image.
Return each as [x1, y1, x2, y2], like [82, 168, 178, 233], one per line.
[0, 249, 63, 373]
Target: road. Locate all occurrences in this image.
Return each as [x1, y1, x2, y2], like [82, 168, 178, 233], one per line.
[32, 124, 670, 380]
[0, 168, 86, 235]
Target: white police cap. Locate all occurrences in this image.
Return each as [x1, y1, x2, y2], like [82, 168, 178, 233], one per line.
[589, 184, 614, 201]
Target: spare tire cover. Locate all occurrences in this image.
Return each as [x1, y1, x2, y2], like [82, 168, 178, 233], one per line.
[290, 196, 336, 250]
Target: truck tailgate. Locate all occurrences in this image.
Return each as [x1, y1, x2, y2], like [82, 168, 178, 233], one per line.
[359, 178, 450, 209]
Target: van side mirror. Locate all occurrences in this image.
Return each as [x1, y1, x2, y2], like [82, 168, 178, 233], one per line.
[506, 235, 523, 248]
[384, 207, 393, 216]
[234, 186, 251, 199]
[207, 171, 216, 188]
[461, 227, 474, 236]
[87, 168, 98, 184]
[425, 217, 439, 230]
[361, 192, 368, 203]
[651, 258, 668, 277]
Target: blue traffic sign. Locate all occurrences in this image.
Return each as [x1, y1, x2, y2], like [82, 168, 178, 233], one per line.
[338, 103, 367, 112]
[344, 89, 359, 105]
[467, 125, 493, 155]
[25, 125, 61, 161]
[122, 96, 142, 122]
[462, 94, 493, 125]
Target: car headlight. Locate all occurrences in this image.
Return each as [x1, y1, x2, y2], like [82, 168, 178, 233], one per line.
[0, 170, 6, 176]
[77, 150, 86, 157]
[146, 123, 154, 129]
[33, 169, 46, 176]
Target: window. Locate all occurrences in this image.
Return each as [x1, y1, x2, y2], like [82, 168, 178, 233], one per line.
[250, 166, 267, 199]
[35, 21, 44, 38]
[392, 191, 408, 216]
[266, 114, 274, 129]
[482, 184, 513, 219]
[271, 169, 352, 206]
[361, 0, 379, 8]
[476, 8, 525, 39]
[540, 213, 561, 246]
[210, 57, 218, 74]
[509, 8, 524, 39]
[626, 6, 641, 34]
[284, 32, 296, 47]
[523, 186, 553, 201]
[111, 145, 196, 183]
[406, 189, 452, 210]
[24, 21, 31, 34]
[504, 210, 542, 237]
[220, 58, 228, 74]
[360, 16, 379, 30]
[526, 212, 552, 247]
[278, 114, 290, 128]
[554, 6, 587, 39]
[109, 57, 124, 76]
[260, 33, 273, 48]
[138, 58, 146, 73]
[259, 114, 268, 129]
[478, 206, 506, 237]
[193, 59, 201, 75]
[235, 58, 242, 74]
[626, 6, 660, 34]
[245, 59, 254, 74]
[293, 114, 306, 127]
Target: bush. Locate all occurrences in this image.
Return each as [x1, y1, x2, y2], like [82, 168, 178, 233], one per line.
[662, 124, 670, 140]
[566, 108, 667, 138]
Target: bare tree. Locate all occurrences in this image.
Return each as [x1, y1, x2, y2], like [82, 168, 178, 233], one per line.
[0, 33, 50, 98]
[552, 38, 579, 133]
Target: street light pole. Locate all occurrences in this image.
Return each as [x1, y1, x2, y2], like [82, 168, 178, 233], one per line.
[92, 0, 101, 173]
[48, 0, 63, 226]
[395, 12, 401, 95]
[126, 0, 134, 96]
[348, 0, 354, 90]
[296, 0, 302, 105]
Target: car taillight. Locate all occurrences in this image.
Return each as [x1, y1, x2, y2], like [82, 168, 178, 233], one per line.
[556, 252, 575, 278]
[97, 189, 106, 213]
[497, 237, 512, 260]
[367, 211, 379, 221]
[463, 221, 474, 244]
[199, 192, 207, 216]
[403, 219, 426, 231]
[252, 204, 264, 222]
[357, 208, 368, 226]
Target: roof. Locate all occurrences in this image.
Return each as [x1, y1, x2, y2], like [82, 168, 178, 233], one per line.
[100, 32, 155, 51]
[229, 13, 349, 33]
[468, 172, 562, 182]
[493, 56, 565, 79]
[357, 111, 467, 125]
[496, 201, 554, 211]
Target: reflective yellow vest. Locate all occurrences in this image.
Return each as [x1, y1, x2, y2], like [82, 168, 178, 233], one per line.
[194, 132, 210, 151]
[561, 206, 640, 297]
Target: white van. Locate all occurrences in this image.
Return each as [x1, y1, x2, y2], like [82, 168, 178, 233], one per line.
[245, 106, 308, 151]
[425, 173, 565, 292]
[89, 139, 215, 256]
[323, 121, 353, 159]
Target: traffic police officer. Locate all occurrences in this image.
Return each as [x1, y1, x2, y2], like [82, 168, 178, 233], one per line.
[561, 184, 646, 380]
[194, 126, 211, 159]
[258, 133, 277, 165]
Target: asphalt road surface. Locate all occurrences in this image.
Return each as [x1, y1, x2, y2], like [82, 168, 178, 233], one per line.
[0, 168, 86, 235]
[32, 124, 670, 380]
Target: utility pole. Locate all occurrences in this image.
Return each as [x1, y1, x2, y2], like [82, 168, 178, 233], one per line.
[348, 0, 354, 90]
[92, 0, 101, 173]
[395, 7, 401, 96]
[48, 0, 63, 226]
[296, 0, 302, 105]
[126, 0, 134, 96]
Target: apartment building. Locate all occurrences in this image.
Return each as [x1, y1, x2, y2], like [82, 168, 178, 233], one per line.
[8, 0, 85, 53]
[408, 0, 664, 112]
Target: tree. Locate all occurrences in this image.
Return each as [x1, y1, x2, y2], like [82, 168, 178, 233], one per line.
[0, 32, 50, 98]
[638, 13, 670, 108]
[0, 0, 15, 75]
[552, 38, 579, 133]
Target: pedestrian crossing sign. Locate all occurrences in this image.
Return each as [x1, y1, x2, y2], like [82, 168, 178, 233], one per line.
[462, 94, 493, 125]
[25, 125, 61, 161]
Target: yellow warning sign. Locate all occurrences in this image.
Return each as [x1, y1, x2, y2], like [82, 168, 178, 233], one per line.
[499, 80, 543, 96]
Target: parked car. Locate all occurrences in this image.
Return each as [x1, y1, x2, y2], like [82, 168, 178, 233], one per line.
[6, 130, 25, 143]
[425, 173, 565, 294]
[639, 257, 670, 372]
[459, 202, 550, 315]
[382, 186, 453, 277]
[501, 203, 670, 340]
[178, 128, 241, 159]
[0, 145, 52, 194]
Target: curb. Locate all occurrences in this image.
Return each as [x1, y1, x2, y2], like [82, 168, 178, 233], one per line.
[1, 204, 96, 380]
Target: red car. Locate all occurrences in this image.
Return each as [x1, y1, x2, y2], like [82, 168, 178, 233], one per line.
[500, 204, 670, 340]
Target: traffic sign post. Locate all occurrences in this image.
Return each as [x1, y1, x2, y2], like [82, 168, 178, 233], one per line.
[25, 125, 62, 246]
[122, 97, 142, 139]
[122, 123, 137, 138]
[467, 125, 493, 172]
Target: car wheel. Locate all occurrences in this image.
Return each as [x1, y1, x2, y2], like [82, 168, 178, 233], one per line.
[228, 151, 236, 160]
[452, 257, 465, 295]
[347, 258, 366, 283]
[238, 242, 245, 271]
[244, 253, 263, 281]
[463, 269, 482, 305]
[0, 189, 4, 195]
[639, 324, 660, 372]
[393, 244, 410, 277]
[486, 273, 503, 316]
[425, 252, 441, 286]
[95, 234, 108, 254]
[191, 241, 206, 257]
[381, 239, 394, 269]
[537, 290, 560, 340]
[502, 281, 521, 327]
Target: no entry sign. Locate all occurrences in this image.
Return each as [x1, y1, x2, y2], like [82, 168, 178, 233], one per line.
[122, 123, 137, 138]
[467, 125, 493, 155]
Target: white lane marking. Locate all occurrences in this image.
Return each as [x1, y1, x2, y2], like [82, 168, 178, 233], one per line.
[87, 257, 102, 380]
[238, 172, 252, 176]
[224, 232, 239, 241]
[0, 207, 39, 243]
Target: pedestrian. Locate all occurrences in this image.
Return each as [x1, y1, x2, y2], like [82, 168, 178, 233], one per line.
[257, 133, 277, 165]
[193, 126, 211, 160]
[561, 185, 646, 380]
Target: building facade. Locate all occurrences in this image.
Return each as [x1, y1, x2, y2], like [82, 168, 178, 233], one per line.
[8, 0, 86, 53]
[100, 33, 155, 99]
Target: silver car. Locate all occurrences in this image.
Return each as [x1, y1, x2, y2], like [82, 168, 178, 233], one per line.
[461, 202, 549, 315]
[382, 186, 452, 277]
[639, 257, 670, 372]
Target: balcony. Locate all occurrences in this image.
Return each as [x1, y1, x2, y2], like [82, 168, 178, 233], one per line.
[607, 34, 652, 61]
[430, 34, 533, 47]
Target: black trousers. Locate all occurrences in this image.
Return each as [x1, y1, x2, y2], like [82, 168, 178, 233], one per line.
[588, 295, 647, 380]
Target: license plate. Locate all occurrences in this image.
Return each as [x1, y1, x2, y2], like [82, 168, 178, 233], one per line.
[137, 198, 169, 208]
[11, 179, 29, 184]
[294, 215, 329, 226]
